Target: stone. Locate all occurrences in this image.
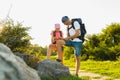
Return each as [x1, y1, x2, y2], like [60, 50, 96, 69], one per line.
[36, 59, 70, 80]
[0, 43, 41, 80]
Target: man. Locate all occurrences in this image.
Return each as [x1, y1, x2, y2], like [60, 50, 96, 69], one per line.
[56, 16, 83, 76]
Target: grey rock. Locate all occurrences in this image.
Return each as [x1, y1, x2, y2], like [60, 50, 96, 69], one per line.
[36, 59, 70, 80]
[0, 43, 41, 80]
[14, 52, 32, 65]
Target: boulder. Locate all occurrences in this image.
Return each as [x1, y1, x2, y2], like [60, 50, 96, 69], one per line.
[14, 52, 34, 67]
[0, 43, 41, 80]
[14, 52, 31, 63]
[36, 59, 70, 80]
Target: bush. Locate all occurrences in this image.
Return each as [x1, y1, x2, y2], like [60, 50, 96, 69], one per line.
[26, 54, 40, 68]
[109, 44, 120, 60]
[64, 46, 74, 60]
[80, 54, 88, 61]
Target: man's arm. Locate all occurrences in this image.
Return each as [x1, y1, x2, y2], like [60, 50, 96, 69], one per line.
[65, 21, 81, 40]
[70, 21, 81, 39]
[64, 29, 80, 40]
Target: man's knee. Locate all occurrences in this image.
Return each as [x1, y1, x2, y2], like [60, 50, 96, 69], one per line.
[56, 40, 60, 44]
[56, 40, 65, 45]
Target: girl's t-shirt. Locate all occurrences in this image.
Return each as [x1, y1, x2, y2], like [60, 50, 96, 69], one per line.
[51, 31, 63, 39]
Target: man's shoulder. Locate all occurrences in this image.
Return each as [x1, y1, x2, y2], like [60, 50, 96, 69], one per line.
[73, 21, 79, 25]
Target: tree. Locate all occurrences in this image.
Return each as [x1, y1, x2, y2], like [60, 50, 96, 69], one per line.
[41, 46, 47, 56]
[0, 18, 32, 52]
[82, 23, 120, 60]
[64, 46, 74, 60]
[102, 23, 120, 45]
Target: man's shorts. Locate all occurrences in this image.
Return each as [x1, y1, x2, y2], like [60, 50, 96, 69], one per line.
[65, 40, 83, 56]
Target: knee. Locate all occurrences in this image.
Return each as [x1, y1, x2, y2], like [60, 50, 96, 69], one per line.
[56, 40, 61, 45]
[49, 44, 53, 48]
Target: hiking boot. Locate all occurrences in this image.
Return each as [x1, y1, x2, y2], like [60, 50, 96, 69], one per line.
[56, 59, 62, 62]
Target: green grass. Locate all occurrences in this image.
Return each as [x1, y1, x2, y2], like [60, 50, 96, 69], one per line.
[58, 75, 82, 80]
[80, 60, 120, 79]
[40, 56, 120, 79]
[41, 75, 82, 80]
[61, 59, 120, 79]
[63, 58, 120, 79]
[41, 75, 93, 80]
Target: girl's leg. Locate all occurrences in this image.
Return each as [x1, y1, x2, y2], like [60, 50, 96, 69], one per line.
[47, 44, 53, 59]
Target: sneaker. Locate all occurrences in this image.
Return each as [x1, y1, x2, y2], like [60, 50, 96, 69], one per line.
[56, 59, 62, 62]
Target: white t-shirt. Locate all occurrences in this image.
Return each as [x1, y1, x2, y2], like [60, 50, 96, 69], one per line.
[68, 21, 82, 42]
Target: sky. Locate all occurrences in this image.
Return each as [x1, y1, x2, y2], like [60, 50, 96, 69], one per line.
[0, 0, 120, 47]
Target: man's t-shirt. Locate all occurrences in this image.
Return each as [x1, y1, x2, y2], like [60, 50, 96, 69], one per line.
[68, 21, 82, 42]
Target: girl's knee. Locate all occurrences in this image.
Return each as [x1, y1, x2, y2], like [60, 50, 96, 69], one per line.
[49, 44, 52, 48]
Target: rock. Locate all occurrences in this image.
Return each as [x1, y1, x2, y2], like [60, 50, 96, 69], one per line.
[14, 52, 33, 66]
[14, 52, 31, 62]
[0, 43, 41, 80]
[36, 59, 70, 80]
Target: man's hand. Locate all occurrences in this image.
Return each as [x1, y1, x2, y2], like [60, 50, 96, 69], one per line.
[64, 37, 70, 40]
[65, 29, 80, 40]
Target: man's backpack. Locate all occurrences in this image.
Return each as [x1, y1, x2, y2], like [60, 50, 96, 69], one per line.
[71, 18, 87, 43]
[53, 31, 63, 37]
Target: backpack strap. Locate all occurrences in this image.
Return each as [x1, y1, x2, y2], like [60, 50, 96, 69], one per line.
[71, 19, 82, 40]
[71, 18, 86, 42]
[53, 31, 56, 37]
[67, 26, 73, 37]
[59, 31, 63, 37]
[71, 19, 75, 29]
[67, 20, 74, 37]
[53, 31, 63, 37]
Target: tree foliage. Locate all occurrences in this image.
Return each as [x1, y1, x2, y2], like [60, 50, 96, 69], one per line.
[83, 23, 120, 60]
[64, 46, 74, 60]
[0, 18, 44, 68]
[0, 19, 32, 52]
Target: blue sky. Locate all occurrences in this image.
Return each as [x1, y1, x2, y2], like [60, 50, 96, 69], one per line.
[0, 0, 120, 47]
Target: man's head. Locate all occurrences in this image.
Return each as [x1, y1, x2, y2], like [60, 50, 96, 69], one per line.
[61, 16, 71, 26]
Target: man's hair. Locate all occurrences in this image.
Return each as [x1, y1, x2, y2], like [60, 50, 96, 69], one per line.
[61, 16, 69, 23]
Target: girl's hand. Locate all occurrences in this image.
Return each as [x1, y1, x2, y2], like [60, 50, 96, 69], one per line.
[54, 37, 59, 40]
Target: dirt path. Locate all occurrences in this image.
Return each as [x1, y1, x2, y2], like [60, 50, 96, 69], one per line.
[70, 68, 120, 80]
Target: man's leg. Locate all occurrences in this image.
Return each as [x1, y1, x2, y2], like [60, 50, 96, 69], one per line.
[75, 56, 80, 76]
[73, 42, 82, 76]
[56, 40, 65, 62]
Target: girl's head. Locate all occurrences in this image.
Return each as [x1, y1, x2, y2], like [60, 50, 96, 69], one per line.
[55, 23, 60, 31]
